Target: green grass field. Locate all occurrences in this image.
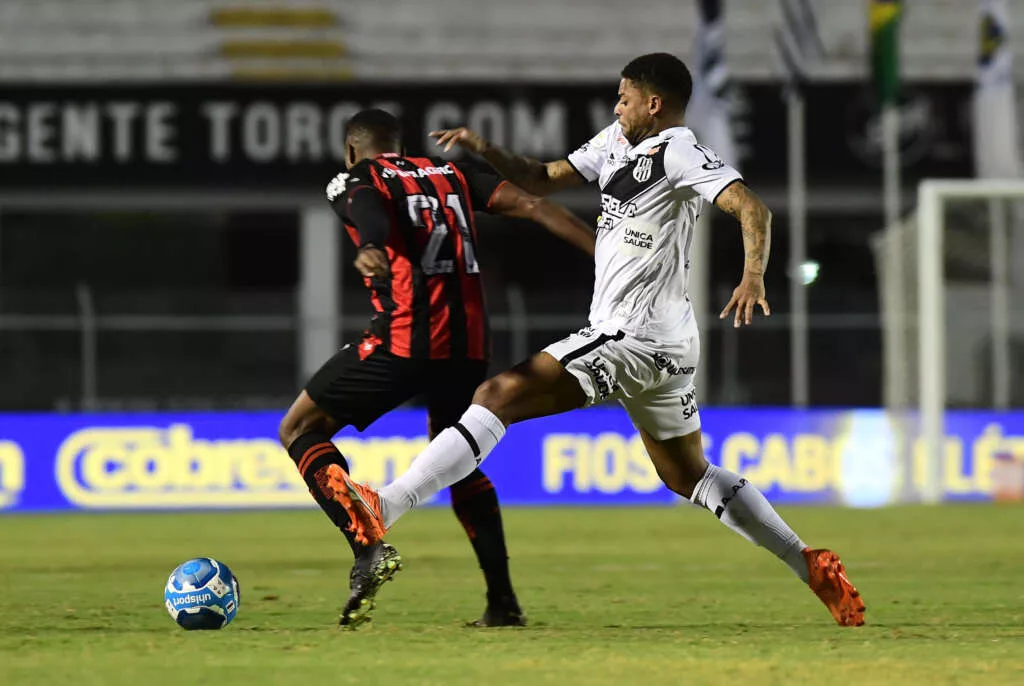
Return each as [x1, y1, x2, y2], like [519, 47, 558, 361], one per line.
[1, 504, 1021, 685]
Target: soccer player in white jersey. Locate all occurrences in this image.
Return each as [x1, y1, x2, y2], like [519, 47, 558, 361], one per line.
[324, 53, 865, 627]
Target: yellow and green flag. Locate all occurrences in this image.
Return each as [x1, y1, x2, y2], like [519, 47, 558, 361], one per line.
[869, 0, 902, 104]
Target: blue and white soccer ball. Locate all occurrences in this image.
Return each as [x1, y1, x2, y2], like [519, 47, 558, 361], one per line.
[164, 557, 241, 630]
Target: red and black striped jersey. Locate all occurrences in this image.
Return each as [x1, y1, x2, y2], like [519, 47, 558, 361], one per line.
[327, 153, 506, 361]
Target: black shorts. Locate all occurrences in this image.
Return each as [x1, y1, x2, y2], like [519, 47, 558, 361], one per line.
[304, 343, 487, 432]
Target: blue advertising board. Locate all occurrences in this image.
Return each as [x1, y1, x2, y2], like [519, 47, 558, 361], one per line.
[0, 408, 1021, 513]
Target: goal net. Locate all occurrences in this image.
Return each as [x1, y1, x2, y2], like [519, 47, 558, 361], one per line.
[872, 179, 1024, 501]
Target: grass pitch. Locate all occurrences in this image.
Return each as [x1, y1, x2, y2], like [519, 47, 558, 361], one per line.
[0, 504, 1021, 685]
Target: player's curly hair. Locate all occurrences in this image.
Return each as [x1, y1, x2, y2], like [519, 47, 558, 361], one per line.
[345, 108, 402, 148]
[621, 53, 693, 110]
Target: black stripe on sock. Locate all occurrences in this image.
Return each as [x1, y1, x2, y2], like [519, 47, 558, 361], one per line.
[558, 330, 625, 366]
[453, 422, 480, 458]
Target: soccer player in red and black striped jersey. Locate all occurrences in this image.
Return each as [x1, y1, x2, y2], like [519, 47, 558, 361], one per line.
[278, 109, 595, 629]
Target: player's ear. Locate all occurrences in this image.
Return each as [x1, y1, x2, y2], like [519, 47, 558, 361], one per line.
[346, 143, 357, 169]
[649, 94, 663, 116]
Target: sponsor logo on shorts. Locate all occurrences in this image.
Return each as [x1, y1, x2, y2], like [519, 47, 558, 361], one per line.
[653, 352, 692, 376]
[681, 388, 698, 421]
[583, 358, 619, 401]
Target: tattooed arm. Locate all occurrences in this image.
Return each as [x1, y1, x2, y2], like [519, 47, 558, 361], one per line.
[714, 181, 773, 327]
[430, 127, 584, 196]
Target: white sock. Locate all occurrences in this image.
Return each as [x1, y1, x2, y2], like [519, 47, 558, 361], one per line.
[379, 404, 505, 528]
[691, 464, 810, 583]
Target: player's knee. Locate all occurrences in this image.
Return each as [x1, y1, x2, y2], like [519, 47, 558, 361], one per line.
[663, 473, 700, 499]
[677, 460, 712, 498]
[654, 460, 697, 498]
[277, 414, 299, 449]
[653, 436, 708, 498]
[471, 377, 498, 405]
[471, 374, 518, 419]
[278, 409, 328, 449]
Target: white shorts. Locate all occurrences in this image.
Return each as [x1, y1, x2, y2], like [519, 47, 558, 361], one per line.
[542, 322, 701, 440]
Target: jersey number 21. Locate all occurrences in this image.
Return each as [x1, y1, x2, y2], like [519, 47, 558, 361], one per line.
[406, 194, 480, 276]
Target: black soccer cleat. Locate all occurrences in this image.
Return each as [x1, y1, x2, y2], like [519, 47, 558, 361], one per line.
[339, 541, 403, 629]
[465, 594, 527, 628]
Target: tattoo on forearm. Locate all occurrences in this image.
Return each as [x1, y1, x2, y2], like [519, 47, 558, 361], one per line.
[717, 185, 772, 276]
[482, 145, 546, 190]
[742, 222, 768, 275]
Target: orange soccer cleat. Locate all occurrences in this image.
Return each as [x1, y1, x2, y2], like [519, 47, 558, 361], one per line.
[803, 548, 866, 627]
[324, 465, 388, 546]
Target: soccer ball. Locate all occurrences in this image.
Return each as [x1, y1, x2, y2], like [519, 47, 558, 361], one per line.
[164, 557, 241, 630]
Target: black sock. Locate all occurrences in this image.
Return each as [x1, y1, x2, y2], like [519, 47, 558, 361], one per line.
[450, 469, 516, 604]
[286, 431, 359, 555]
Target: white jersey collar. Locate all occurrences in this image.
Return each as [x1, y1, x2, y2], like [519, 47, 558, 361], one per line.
[623, 126, 694, 157]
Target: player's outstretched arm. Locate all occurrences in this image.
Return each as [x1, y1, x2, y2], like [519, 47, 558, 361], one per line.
[430, 127, 583, 197]
[488, 182, 595, 257]
[715, 182, 773, 327]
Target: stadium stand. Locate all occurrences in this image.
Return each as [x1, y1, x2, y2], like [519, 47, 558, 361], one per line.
[0, 0, 1001, 82]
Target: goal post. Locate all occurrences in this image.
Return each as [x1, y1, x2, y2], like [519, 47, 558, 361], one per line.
[917, 180, 944, 505]
[892, 182, 1024, 505]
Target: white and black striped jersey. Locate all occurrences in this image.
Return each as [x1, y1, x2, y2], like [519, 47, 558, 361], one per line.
[567, 122, 742, 341]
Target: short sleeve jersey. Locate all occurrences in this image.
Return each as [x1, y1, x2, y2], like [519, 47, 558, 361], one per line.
[567, 122, 742, 340]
